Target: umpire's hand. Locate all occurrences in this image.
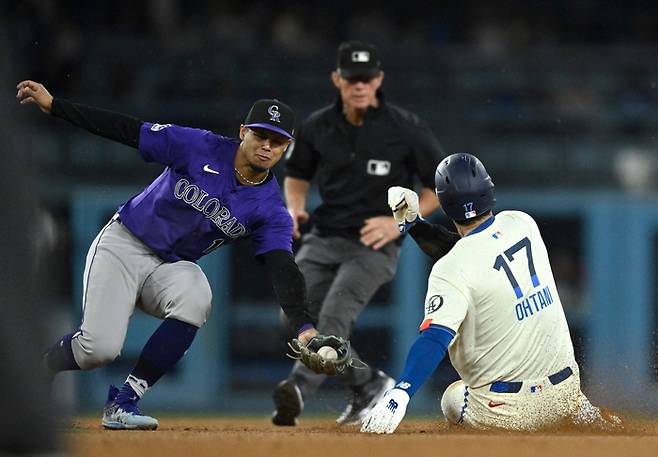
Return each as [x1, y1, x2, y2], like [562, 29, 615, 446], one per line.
[288, 208, 310, 240]
[16, 80, 53, 114]
[360, 216, 400, 250]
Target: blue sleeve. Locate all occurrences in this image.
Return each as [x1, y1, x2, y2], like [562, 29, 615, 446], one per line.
[251, 204, 294, 256]
[394, 325, 454, 397]
[139, 122, 211, 170]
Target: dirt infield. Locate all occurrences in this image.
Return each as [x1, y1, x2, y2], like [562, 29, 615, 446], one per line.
[66, 417, 658, 457]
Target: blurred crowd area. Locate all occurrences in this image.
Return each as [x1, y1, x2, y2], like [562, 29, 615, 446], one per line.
[5, 1, 658, 392]
[7, 0, 658, 196]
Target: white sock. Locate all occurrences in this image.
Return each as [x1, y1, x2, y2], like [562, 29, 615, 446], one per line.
[126, 374, 149, 398]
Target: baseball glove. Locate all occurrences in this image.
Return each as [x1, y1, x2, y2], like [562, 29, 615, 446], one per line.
[287, 335, 352, 375]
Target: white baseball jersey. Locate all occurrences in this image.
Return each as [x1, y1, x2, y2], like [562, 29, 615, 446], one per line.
[421, 210, 576, 388]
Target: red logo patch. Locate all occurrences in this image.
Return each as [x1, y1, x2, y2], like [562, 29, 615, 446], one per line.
[419, 319, 433, 331]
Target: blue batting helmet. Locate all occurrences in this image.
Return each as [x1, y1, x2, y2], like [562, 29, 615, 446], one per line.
[434, 153, 496, 222]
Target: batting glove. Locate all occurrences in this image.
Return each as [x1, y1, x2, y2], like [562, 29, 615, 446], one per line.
[387, 186, 419, 233]
[360, 388, 410, 434]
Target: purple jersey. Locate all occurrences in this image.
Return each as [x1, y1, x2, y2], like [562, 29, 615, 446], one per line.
[116, 123, 293, 262]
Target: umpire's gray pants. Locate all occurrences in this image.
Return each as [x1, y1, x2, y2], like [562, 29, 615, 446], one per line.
[288, 233, 400, 397]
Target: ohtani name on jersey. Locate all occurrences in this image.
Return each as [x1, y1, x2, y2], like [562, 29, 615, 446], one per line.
[174, 178, 246, 238]
[515, 286, 554, 321]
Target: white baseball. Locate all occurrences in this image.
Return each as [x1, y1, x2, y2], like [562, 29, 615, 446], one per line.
[317, 346, 338, 360]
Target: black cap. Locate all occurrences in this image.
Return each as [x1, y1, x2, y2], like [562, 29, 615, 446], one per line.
[244, 99, 295, 139]
[336, 40, 382, 79]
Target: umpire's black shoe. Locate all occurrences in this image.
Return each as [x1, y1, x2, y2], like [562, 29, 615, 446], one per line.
[336, 369, 395, 426]
[272, 379, 304, 426]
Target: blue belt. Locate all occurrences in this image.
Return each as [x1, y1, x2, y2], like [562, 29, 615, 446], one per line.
[489, 366, 573, 394]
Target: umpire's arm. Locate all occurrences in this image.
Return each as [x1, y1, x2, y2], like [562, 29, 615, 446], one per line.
[16, 80, 142, 148]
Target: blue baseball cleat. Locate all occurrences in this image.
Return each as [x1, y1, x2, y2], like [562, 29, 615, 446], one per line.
[102, 385, 159, 430]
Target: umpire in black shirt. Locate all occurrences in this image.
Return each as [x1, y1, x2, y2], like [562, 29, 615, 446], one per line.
[273, 41, 444, 426]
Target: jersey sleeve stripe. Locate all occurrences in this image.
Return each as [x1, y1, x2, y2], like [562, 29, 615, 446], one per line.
[425, 323, 456, 338]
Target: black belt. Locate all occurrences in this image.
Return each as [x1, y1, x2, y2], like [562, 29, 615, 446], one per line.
[489, 366, 573, 394]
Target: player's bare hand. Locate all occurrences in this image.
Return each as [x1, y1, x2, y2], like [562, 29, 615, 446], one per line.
[16, 80, 53, 114]
[297, 327, 319, 345]
[360, 216, 400, 250]
[288, 208, 310, 239]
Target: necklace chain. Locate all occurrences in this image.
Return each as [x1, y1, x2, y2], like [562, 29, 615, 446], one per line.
[234, 167, 269, 185]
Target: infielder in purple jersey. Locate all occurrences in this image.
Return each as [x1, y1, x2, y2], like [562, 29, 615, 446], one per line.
[16, 80, 325, 430]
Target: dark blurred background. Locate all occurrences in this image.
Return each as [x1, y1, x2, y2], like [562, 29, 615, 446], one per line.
[3, 0, 658, 417]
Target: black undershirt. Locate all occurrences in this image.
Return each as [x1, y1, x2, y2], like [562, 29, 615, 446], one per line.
[259, 250, 316, 332]
[50, 98, 142, 148]
[408, 219, 461, 263]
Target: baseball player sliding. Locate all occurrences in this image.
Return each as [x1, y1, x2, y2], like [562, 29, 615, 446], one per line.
[361, 153, 618, 433]
[16, 80, 349, 430]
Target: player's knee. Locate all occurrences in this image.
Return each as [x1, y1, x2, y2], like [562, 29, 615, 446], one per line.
[169, 283, 212, 327]
[72, 334, 122, 370]
[441, 380, 467, 425]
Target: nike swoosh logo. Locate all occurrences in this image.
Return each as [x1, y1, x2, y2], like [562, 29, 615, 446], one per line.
[488, 401, 506, 408]
[203, 164, 220, 174]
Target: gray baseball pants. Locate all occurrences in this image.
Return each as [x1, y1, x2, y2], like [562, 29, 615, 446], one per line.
[72, 218, 212, 370]
[288, 232, 400, 396]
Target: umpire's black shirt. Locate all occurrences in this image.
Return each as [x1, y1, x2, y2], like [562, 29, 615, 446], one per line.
[285, 92, 443, 239]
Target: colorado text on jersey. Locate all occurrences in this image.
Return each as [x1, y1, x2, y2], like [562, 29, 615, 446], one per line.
[174, 178, 246, 238]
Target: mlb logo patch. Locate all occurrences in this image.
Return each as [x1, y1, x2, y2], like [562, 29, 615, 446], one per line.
[367, 160, 391, 176]
[463, 202, 476, 219]
[529, 384, 544, 394]
[352, 51, 370, 62]
[150, 123, 172, 131]
[492, 231, 502, 239]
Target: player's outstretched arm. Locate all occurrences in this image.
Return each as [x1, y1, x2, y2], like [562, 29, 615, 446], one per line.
[259, 250, 355, 376]
[408, 220, 460, 262]
[16, 80, 53, 113]
[16, 80, 142, 148]
[387, 186, 460, 262]
[361, 326, 454, 434]
[259, 249, 316, 333]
